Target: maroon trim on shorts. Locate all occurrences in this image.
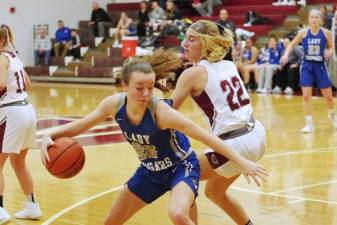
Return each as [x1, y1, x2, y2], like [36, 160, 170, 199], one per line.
[205, 151, 229, 169]
[0, 119, 7, 153]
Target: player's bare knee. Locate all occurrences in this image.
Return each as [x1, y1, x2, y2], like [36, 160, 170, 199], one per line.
[303, 95, 311, 102]
[168, 208, 190, 225]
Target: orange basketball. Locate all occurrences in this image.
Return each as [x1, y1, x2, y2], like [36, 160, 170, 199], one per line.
[45, 137, 85, 179]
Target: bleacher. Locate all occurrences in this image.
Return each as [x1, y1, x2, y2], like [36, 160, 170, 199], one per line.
[28, 0, 336, 83]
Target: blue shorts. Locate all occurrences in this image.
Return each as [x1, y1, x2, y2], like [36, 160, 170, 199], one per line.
[300, 60, 331, 88]
[127, 152, 200, 204]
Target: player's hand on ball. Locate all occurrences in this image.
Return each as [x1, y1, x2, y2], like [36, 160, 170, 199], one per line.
[40, 134, 54, 165]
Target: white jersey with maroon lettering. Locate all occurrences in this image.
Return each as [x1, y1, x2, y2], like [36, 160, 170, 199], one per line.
[0, 51, 28, 105]
[193, 60, 253, 136]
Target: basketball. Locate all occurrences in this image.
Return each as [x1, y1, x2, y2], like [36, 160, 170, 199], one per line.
[45, 137, 85, 179]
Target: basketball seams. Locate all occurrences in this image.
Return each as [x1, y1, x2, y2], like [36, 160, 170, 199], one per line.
[47, 142, 78, 171]
[54, 146, 85, 177]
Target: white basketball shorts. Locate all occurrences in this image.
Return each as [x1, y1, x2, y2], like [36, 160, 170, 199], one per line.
[0, 104, 37, 153]
[205, 120, 266, 178]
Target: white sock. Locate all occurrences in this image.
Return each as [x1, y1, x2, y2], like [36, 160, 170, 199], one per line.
[305, 115, 313, 126]
[26, 193, 35, 203]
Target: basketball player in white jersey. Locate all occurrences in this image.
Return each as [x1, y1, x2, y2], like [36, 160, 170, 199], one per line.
[171, 20, 266, 225]
[0, 24, 42, 224]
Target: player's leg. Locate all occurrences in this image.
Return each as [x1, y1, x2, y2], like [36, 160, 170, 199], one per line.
[10, 150, 33, 195]
[169, 153, 200, 225]
[316, 62, 336, 128]
[204, 175, 252, 225]
[300, 61, 314, 132]
[321, 87, 334, 111]
[169, 182, 196, 225]
[10, 149, 42, 220]
[189, 202, 198, 225]
[0, 153, 11, 224]
[104, 185, 147, 225]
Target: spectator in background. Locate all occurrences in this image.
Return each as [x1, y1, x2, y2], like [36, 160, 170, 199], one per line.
[217, 9, 235, 34]
[70, 29, 81, 62]
[137, 1, 150, 38]
[218, 9, 254, 41]
[256, 36, 281, 94]
[113, 12, 134, 47]
[54, 20, 71, 57]
[232, 42, 242, 72]
[149, 0, 166, 33]
[34, 27, 51, 66]
[192, 0, 223, 17]
[241, 37, 259, 91]
[320, 6, 334, 30]
[89, 2, 111, 38]
[165, 0, 182, 21]
[272, 36, 303, 95]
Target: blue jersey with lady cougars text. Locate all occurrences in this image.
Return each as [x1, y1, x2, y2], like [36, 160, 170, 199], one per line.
[115, 93, 192, 172]
[302, 28, 326, 62]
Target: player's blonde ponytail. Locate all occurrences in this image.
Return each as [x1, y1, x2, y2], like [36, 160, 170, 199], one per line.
[189, 20, 233, 62]
[122, 48, 182, 92]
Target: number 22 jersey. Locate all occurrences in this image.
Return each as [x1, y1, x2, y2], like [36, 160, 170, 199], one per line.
[193, 60, 253, 136]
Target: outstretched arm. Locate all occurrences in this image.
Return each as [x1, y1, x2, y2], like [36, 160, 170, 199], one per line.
[40, 95, 120, 164]
[171, 66, 207, 110]
[156, 101, 268, 186]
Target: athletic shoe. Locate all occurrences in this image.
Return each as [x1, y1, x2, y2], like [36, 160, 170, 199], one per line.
[0, 207, 10, 225]
[272, 86, 282, 94]
[333, 117, 337, 129]
[15, 201, 42, 220]
[302, 124, 314, 133]
[283, 87, 293, 95]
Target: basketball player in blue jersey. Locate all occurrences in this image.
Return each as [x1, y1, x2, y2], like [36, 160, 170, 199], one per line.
[171, 20, 266, 225]
[39, 49, 267, 225]
[281, 9, 337, 133]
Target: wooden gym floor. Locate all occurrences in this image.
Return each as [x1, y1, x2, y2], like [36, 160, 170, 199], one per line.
[3, 82, 337, 225]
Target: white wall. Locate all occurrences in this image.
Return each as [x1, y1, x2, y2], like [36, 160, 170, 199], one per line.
[0, 0, 112, 66]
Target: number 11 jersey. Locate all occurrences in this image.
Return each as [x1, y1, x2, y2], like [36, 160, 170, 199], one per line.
[0, 51, 28, 105]
[193, 59, 253, 136]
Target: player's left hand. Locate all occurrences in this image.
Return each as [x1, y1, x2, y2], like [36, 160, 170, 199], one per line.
[240, 159, 268, 186]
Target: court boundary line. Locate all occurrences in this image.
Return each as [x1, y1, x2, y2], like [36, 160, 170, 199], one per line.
[41, 146, 337, 224]
[41, 186, 123, 225]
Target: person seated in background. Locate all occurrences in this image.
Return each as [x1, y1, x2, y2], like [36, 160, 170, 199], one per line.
[53, 20, 71, 57]
[159, 0, 182, 37]
[256, 36, 281, 94]
[165, 0, 182, 22]
[241, 38, 259, 91]
[137, 1, 150, 38]
[272, 36, 303, 95]
[148, 0, 166, 33]
[69, 29, 81, 62]
[320, 6, 334, 30]
[232, 42, 243, 72]
[192, 0, 223, 17]
[34, 27, 51, 66]
[88, 1, 111, 38]
[217, 9, 254, 41]
[113, 12, 134, 47]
